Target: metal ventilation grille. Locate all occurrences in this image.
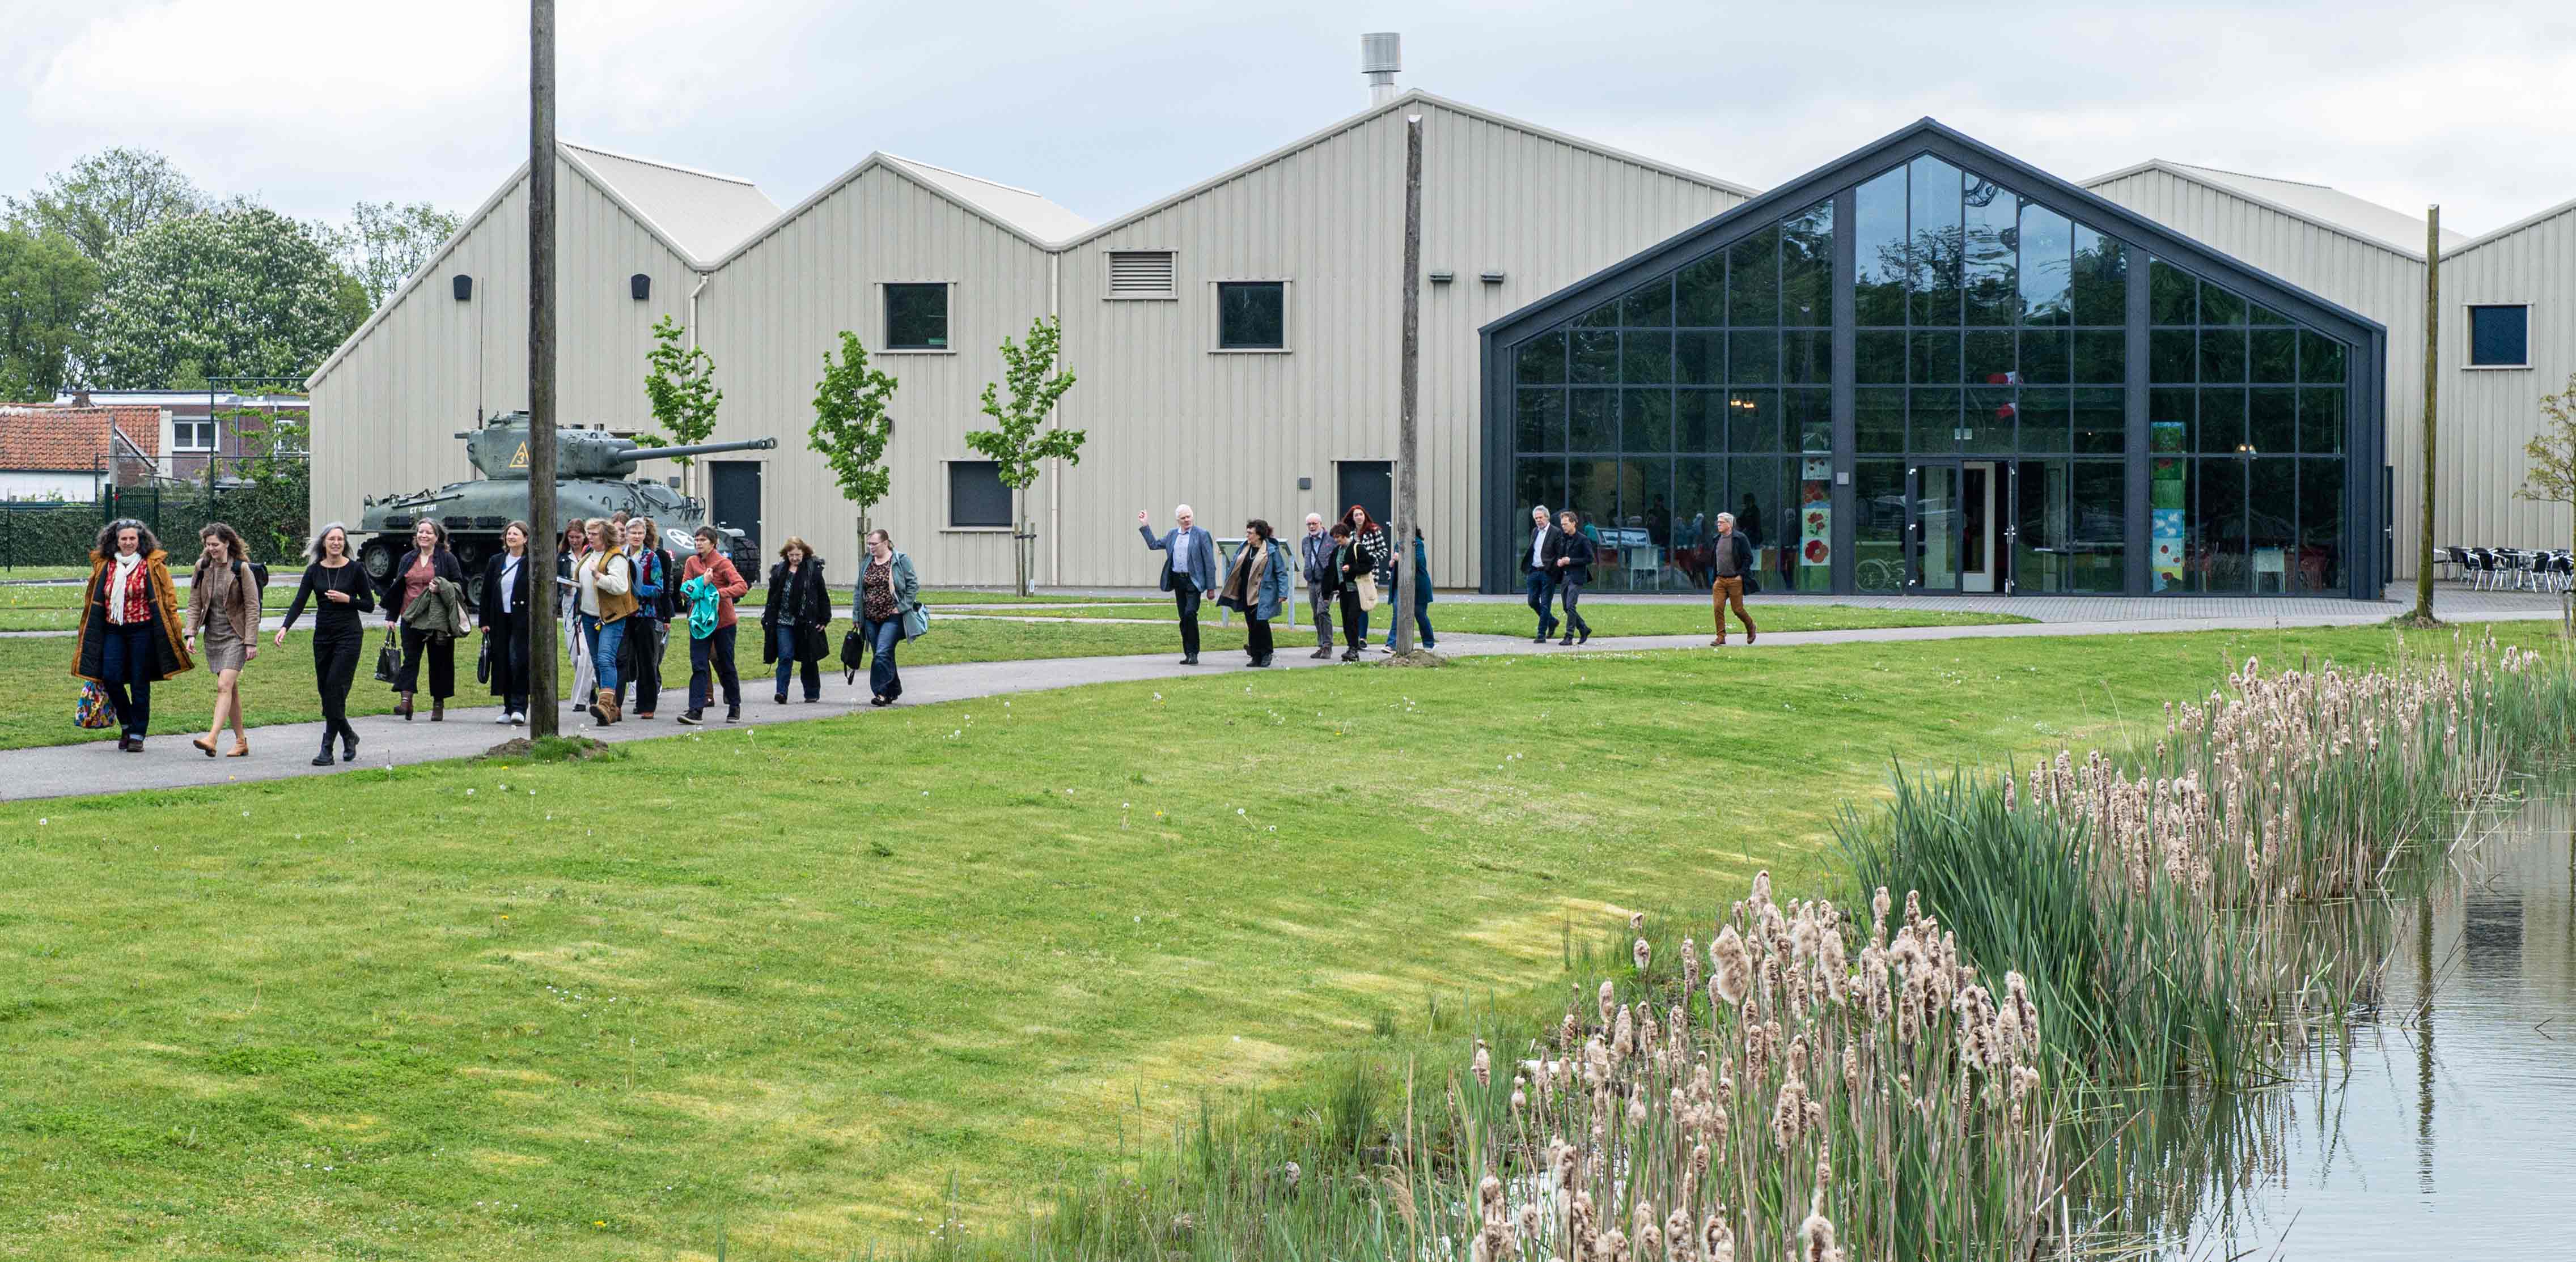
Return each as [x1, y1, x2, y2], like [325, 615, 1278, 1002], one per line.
[1108, 250, 1176, 298]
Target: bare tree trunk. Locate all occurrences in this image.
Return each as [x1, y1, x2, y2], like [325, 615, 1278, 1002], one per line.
[2414, 206, 2438, 622]
[526, 0, 560, 737]
[1392, 114, 1423, 654]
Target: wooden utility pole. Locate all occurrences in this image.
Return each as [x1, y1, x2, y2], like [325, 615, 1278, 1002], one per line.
[2414, 206, 2438, 622]
[526, 0, 560, 736]
[1392, 114, 1423, 655]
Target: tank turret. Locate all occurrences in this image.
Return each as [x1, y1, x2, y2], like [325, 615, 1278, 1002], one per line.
[462, 413, 778, 480]
[354, 411, 778, 608]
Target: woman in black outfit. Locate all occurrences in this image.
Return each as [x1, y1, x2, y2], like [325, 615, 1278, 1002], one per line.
[1548, 509, 1595, 645]
[478, 521, 535, 725]
[274, 521, 375, 764]
[761, 536, 831, 704]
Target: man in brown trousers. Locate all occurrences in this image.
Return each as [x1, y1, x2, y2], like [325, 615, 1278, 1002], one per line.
[1709, 511, 1757, 646]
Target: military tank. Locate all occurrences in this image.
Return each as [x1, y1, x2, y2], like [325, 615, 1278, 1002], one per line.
[357, 412, 778, 608]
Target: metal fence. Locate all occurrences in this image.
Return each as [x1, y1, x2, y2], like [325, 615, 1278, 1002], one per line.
[0, 455, 312, 570]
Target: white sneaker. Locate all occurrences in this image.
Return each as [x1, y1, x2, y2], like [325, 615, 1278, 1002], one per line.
[494, 711, 512, 725]
[509, 711, 527, 725]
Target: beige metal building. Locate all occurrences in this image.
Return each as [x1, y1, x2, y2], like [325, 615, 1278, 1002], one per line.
[306, 79, 1750, 587]
[307, 52, 2570, 590]
[2084, 163, 2576, 578]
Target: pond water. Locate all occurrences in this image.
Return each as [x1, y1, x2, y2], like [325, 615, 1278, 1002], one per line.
[2170, 795, 2576, 1257]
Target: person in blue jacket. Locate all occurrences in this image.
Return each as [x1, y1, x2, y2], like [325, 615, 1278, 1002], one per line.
[1138, 504, 1217, 665]
[1381, 528, 1437, 651]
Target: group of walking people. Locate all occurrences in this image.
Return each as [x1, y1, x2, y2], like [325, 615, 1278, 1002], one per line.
[70, 508, 931, 761]
[1518, 503, 1759, 646]
[1139, 502, 1432, 668]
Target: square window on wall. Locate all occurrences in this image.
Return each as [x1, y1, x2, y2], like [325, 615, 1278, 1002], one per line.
[948, 460, 1012, 528]
[1215, 281, 1287, 349]
[2468, 305, 2529, 367]
[886, 283, 949, 350]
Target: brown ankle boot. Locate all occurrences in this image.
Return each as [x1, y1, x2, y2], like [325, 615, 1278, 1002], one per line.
[430, 699, 444, 721]
[396, 692, 413, 720]
[590, 687, 620, 725]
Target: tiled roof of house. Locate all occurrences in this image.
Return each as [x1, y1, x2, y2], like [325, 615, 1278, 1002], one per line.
[0, 405, 160, 471]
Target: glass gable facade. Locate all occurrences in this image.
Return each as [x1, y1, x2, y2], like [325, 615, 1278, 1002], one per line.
[1488, 136, 2380, 600]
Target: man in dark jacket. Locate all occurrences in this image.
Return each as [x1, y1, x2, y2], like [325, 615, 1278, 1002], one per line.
[1138, 504, 1217, 665]
[1709, 511, 1757, 647]
[1298, 512, 1338, 658]
[1522, 504, 1560, 644]
[1544, 511, 1594, 645]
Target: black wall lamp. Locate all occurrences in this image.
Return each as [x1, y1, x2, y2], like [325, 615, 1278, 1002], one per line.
[630, 273, 651, 301]
[452, 275, 473, 301]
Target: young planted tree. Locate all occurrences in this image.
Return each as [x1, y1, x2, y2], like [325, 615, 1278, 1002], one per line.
[808, 330, 900, 561]
[641, 314, 722, 498]
[964, 316, 1081, 595]
[2513, 371, 2576, 634]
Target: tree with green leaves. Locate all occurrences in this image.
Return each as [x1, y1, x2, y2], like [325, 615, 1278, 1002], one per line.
[331, 201, 463, 309]
[964, 316, 1081, 595]
[0, 224, 98, 400]
[6, 146, 210, 266]
[2514, 371, 2576, 634]
[808, 330, 900, 559]
[641, 314, 722, 498]
[81, 205, 366, 388]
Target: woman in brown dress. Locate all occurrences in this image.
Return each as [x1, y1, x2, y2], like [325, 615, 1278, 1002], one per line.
[184, 522, 260, 757]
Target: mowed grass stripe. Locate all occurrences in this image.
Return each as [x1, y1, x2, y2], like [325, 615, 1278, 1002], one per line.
[0, 624, 2540, 1260]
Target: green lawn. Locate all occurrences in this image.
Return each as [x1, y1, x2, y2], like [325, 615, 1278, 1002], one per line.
[0, 582, 301, 632]
[2, 622, 2544, 1260]
[952, 598, 2032, 637]
[0, 618, 1237, 751]
[0, 565, 99, 581]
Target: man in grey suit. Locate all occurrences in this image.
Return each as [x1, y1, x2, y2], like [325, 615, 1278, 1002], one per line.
[1298, 512, 1338, 658]
[1139, 504, 1217, 664]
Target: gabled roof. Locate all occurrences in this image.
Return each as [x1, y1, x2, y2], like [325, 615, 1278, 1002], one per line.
[881, 155, 1092, 244]
[1060, 88, 1758, 250]
[561, 142, 782, 263]
[2448, 192, 2576, 256]
[2082, 159, 2460, 260]
[0, 405, 160, 471]
[1486, 117, 2386, 350]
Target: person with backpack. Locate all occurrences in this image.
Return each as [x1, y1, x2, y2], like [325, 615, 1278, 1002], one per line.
[677, 526, 748, 725]
[762, 536, 831, 704]
[621, 517, 675, 719]
[183, 522, 262, 758]
[277, 522, 374, 764]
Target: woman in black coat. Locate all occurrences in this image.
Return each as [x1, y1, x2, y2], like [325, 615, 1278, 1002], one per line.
[478, 521, 537, 725]
[1547, 510, 1595, 645]
[761, 537, 831, 704]
[383, 518, 468, 719]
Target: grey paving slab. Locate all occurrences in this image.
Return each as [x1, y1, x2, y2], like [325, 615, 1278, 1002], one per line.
[0, 594, 2560, 805]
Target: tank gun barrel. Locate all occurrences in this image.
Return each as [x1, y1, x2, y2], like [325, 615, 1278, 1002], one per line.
[620, 436, 778, 464]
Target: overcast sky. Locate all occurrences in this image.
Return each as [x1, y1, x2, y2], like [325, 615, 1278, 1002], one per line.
[4, 0, 2571, 238]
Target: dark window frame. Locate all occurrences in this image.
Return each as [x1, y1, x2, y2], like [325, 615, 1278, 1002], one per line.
[1214, 280, 1289, 351]
[2465, 304, 2530, 368]
[946, 460, 1013, 529]
[884, 282, 951, 351]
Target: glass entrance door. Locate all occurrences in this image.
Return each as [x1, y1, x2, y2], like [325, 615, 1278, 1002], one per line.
[1909, 463, 1960, 593]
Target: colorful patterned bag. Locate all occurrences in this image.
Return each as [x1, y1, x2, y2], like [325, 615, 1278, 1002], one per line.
[76, 681, 116, 729]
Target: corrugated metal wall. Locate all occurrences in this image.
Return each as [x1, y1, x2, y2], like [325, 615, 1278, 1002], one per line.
[311, 157, 694, 539]
[2087, 168, 2431, 577]
[1054, 101, 1742, 589]
[694, 165, 1055, 579]
[2440, 207, 2576, 555]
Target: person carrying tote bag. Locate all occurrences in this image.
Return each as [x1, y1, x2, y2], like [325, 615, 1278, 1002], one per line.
[69, 517, 194, 753]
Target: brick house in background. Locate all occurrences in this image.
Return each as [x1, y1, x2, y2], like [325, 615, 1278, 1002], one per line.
[52, 389, 308, 484]
[0, 405, 164, 501]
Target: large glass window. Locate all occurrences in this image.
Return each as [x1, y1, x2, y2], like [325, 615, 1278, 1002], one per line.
[1498, 156, 2360, 598]
[2146, 258, 2353, 594]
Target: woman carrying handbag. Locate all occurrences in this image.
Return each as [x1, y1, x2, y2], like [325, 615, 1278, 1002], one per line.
[70, 518, 193, 751]
[384, 518, 467, 719]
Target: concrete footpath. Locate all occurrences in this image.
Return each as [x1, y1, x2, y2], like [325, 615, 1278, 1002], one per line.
[1, 594, 2560, 804]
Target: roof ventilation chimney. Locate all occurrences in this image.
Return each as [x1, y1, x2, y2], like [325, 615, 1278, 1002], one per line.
[1362, 32, 1401, 106]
